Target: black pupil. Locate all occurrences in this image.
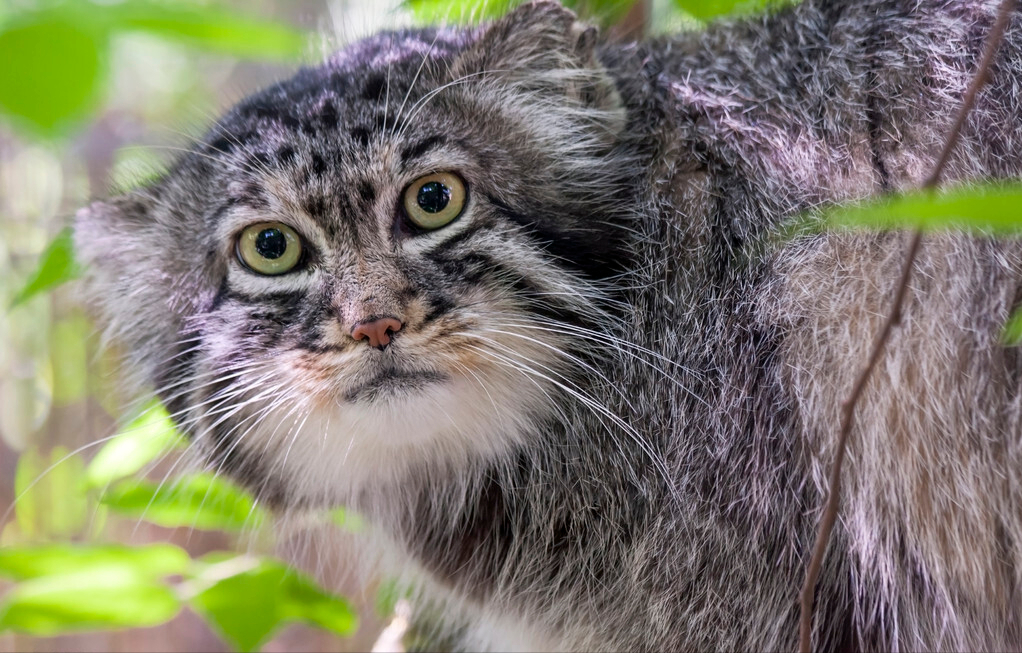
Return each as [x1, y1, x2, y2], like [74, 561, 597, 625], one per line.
[417, 181, 450, 214]
[255, 228, 287, 259]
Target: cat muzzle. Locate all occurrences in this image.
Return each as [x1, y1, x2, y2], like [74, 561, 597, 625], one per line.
[351, 316, 403, 350]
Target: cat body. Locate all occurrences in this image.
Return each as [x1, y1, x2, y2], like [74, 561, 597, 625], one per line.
[76, 0, 1022, 650]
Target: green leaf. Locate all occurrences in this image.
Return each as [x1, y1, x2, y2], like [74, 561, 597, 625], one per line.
[674, 0, 790, 21]
[403, 0, 518, 24]
[10, 227, 80, 308]
[0, 567, 180, 635]
[1003, 307, 1022, 346]
[404, 0, 633, 25]
[189, 557, 357, 652]
[110, 146, 166, 193]
[0, 543, 190, 582]
[826, 184, 1022, 234]
[0, 543, 188, 636]
[565, 0, 634, 25]
[0, 1, 306, 137]
[0, 13, 106, 137]
[104, 1, 307, 60]
[280, 571, 358, 638]
[329, 507, 365, 533]
[191, 558, 278, 652]
[100, 472, 267, 532]
[85, 401, 187, 489]
[373, 578, 410, 618]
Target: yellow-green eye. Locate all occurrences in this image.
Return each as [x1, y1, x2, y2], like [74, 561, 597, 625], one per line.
[403, 172, 466, 230]
[237, 222, 303, 275]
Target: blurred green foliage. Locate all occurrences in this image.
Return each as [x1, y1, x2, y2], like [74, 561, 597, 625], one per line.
[0, 544, 357, 649]
[674, 0, 790, 20]
[13, 446, 91, 539]
[100, 473, 268, 532]
[189, 555, 358, 652]
[0, 0, 306, 139]
[0, 546, 185, 635]
[826, 184, 1022, 234]
[1003, 309, 1022, 345]
[403, 0, 635, 25]
[5, 395, 359, 648]
[0, 1, 360, 651]
[823, 183, 1022, 343]
[401, 0, 789, 27]
[84, 402, 187, 490]
[9, 227, 78, 308]
[0, 15, 106, 137]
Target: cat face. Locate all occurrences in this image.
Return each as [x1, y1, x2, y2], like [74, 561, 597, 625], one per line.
[75, 1, 632, 506]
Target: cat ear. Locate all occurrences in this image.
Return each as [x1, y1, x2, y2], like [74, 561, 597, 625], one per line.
[74, 191, 158, 282]
[74, 189, 196, 382]
[454, 1, 621, 112]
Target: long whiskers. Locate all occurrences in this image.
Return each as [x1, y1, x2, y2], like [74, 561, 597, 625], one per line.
[390, 31, 445, 138]
[468, 327, 639, 414]
[456, 336, 680, 502]
[487, 315, 711, 409]
[394, 70, 505, 141]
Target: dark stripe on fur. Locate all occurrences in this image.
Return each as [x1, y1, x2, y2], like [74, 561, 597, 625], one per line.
[400, 135, 447, 165]
[486, 194, 623, 279]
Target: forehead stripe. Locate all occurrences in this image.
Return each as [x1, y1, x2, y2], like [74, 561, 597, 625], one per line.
[400, 135, 447, 166]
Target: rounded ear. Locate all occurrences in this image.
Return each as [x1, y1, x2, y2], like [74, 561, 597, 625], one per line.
[74, 188, 213, 389]
[74, 192, 160, 288]
[453, 0, 621, 112]
[74, 192, 173, 351]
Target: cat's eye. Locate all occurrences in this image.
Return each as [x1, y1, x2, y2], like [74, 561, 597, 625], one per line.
[237, 222, 303, 275]
[402, 172, 466, 230]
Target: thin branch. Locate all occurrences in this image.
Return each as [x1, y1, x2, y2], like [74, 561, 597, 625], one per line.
[796, 1, 1017, 651]
[608, 0, 648, 42]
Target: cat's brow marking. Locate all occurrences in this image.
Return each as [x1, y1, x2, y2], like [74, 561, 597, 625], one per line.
[400, 135, 449, 164]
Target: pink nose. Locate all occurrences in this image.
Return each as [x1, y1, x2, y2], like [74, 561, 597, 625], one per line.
[351, 317, 403, 350]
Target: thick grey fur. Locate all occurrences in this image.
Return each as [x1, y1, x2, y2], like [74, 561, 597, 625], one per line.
[76, 0, 1022, 650]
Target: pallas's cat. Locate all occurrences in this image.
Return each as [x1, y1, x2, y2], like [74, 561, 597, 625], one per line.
[76, 0, 1022, 649]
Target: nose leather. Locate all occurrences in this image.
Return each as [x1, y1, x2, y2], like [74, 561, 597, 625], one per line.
[351, 317, 403, 350]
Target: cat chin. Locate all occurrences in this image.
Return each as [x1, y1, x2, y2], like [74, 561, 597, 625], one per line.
[230, 371, 545, 505]
[340, 368, 449, 403]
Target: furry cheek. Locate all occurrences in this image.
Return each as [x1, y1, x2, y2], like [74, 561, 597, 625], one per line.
[203, 308, 570, 506]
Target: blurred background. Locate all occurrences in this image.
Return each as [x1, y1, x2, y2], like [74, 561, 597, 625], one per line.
[0, 2, 427, 650]
[0, 0, 761, 651]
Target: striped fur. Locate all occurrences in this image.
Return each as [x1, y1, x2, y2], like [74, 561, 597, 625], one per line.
[77, 1, 1022, 650]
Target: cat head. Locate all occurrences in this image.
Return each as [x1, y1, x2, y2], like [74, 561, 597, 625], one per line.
[75, 1, 635, 507]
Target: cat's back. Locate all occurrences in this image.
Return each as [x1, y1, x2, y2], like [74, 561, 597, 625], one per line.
[768, 231, 1022, 647]
[618, 0, 1022, 648]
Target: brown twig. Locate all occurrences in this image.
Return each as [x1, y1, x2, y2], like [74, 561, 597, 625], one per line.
[608, 0, 648, 42]
[796, 1, 1017, 651]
